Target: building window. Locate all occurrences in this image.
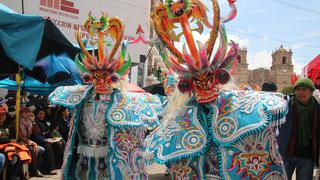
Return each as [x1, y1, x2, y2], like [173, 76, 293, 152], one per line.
[237, 55, 241, 64]
[282, 56, 287, 64]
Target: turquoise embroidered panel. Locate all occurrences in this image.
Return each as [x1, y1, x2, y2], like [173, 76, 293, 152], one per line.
[49, 85, 91, 108]
[106, 92, 163, 129]
[211, 91, 287, 147]
[218, 127, 287, 180]
[145, 106, 207, 164]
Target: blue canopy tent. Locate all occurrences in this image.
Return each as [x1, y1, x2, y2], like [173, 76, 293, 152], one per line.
[0, 3, 80, 76]
[0, 4, 81, 139]
[0, 76, 63, 96]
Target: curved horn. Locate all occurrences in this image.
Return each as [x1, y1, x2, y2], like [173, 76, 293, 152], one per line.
[206, 0, 220, 60]
[76, 29, 94, 62]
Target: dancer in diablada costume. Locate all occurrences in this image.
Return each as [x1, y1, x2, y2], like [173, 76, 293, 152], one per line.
[145, 0, 288, 179]
[49, 13, 163, 180]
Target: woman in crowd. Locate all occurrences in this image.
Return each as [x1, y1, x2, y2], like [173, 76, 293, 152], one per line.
[45, 105, 54, 127]
[0, 99, 31, 179]
[53, 107, 70, 142]
[28, 108, 57, 175]
[11, 105, 44, 177]
[34, 107, 65, 169]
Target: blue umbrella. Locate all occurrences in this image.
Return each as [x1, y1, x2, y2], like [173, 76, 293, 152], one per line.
[25, 52, 83, 84]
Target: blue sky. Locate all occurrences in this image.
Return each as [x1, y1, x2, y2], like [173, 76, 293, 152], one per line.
[201, 0, 320, 73]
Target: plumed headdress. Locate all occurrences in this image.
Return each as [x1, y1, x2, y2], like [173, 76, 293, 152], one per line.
[75, 12, 131, 86]
[152, 0, 238, 103]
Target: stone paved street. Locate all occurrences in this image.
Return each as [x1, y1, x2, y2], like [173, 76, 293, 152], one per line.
[30, 164, 170, 180]
[28, 164, 306, 180]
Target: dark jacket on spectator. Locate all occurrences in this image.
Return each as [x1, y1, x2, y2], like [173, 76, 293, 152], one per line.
[54, 117, 69, 142]
[278, 96, 320, 166]
[33, 119, 51, 143]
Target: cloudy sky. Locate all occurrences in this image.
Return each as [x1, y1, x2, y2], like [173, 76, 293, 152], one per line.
[199, 0, 320, 74]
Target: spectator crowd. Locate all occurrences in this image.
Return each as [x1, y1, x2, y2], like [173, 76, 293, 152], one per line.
[0, 94, 69, 179]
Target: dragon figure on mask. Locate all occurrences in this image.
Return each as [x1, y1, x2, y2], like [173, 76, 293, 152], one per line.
[145, 0, 288, 179]
[49, 12, 163, 180]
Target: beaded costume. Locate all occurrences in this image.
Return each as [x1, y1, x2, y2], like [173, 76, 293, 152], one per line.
[145, 0, 288, 179]
[49, 13, 162, 180]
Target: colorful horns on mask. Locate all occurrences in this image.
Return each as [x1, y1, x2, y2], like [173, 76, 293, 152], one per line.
[75, 12, 131, 78]
[152, 0, 238, 78]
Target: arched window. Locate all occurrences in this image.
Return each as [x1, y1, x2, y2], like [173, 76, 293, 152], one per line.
[282, 56, 287, 64]
[237, 55, 241, 63]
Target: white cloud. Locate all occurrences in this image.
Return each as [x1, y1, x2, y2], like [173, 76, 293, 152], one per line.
[247, 50, 272, 70]
[292, 57, 307, 75]
[228, 34, 250, 47]
[293, 62, 305, 75]
[173, 33, 250, 59]
[174, 32, 210, 52]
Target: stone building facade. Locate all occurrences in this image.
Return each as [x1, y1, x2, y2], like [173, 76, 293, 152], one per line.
[233, 45, 294, 91]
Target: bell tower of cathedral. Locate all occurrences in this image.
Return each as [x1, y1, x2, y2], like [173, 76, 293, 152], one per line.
[270, 45, 294, 91]
[233, 47, 249, 85]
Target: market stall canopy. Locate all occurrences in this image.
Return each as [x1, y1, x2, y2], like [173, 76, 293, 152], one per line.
[0, 4, 80, 75]
[0, 75, 78, 96]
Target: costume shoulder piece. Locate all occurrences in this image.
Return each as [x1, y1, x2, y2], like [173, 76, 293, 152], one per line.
[49, 85, 92, 108]
[106, 91, 163, 129]
[144, 103, 208, 165]
[211, 90, 288, 147]
[259, 91, 288, 123]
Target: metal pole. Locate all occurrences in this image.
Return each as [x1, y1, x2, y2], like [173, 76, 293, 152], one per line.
[145, 42, 156, 60]
[21, 0, 25, 14]
[15, 66, 21, 140]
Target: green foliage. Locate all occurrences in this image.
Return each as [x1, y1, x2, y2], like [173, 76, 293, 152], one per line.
[281, 85, 294, 94]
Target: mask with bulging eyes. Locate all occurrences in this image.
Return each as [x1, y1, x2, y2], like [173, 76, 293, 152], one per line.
[91, 71, 120, 94]
[178, 69, 230, 103]
[152, 0, 238, 103]
[76, 13, 131, 95]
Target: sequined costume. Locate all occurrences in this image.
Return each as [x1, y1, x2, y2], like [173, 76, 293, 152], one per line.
[145, 0, 288, 179]
[49, 13, 162, 180]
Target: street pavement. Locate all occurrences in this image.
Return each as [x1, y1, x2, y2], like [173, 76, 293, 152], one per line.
[29, 164, 170, 180]
[29, 164, 309, 180]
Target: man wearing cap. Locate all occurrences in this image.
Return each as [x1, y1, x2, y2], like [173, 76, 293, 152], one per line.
[278, 78, 320, 179]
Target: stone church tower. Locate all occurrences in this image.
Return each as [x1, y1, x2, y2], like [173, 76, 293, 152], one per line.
[233, 47, 249, 85]
[270, 45, 294, 91]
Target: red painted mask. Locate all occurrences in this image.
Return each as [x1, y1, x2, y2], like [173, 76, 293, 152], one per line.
[92, 71, 120, 94]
